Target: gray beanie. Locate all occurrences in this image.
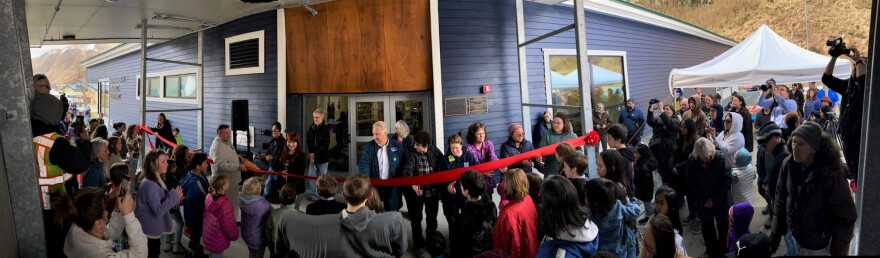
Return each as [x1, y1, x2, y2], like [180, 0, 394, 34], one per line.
[791, 122, 823, 150]
[756, 122, 781, 145]
[30, 93, 63, 126]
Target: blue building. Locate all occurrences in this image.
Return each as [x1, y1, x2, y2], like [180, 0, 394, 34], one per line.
[82, 0, 734, 175]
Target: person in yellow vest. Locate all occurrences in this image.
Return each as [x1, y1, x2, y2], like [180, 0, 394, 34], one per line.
[31, 74, 93, 258]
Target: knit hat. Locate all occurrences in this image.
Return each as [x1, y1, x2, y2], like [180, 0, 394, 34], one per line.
[756, 122, 781, 145]
[792, 122, 823, 150]
[726, 233, 771, 257]
[734, 148, 752, 167]
[508, 123, 523, 136]
[821, 96, 831, 103]
[30, 93, 63, 126]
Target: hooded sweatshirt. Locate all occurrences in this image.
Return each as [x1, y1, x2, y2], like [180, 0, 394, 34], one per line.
[240, 194, 272, 249]
[727, 202, 754, 252]
[63, 212, 148, 258]
[592, 200, 641, 258]
[683, 96, 708, 137]
[451, 195, 498, 258]
[536, 219, 600, 258]
[714, 112, 745, 166]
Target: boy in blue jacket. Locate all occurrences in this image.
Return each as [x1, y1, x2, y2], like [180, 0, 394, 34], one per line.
[179, 153, 210, 256]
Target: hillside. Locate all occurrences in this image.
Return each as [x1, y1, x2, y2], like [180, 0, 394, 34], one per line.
[631, 0, 872, 54]
[31, 44, 117, 85]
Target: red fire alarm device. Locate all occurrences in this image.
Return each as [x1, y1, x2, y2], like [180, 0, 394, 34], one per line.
[481, 84, 491, 93]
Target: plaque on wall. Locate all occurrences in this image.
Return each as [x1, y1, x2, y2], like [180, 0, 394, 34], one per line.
[467, 96, 488, 114]
[444, 97, 467, 116]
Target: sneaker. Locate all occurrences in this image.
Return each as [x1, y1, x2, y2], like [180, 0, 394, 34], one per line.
[172, 243, 187, 254]
[638, 217, 650, 224]
[690, 219, 702, 234]
[162, 242, 172, 252]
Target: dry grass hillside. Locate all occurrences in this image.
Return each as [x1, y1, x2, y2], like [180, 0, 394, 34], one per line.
[32, 44, 117, 85]
[632, 0, 872, 54]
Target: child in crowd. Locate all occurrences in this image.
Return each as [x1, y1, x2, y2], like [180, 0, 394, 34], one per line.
[106, 163, 128, 219]
[526, 172, 544, 216]
[654, 186, 687, 256]
[134, 149, 183, 258]
[203, 174, 239, 258]
[306, 174, 346, 215]
[727, 202, 754, 253]
[240, 177, 272, 258]
[173, 128, 182, 145]
[586, 178, 641, 258]
[536, 176, 599, 258]
[180, 152, 210, 256]
[634, 143, 657, 224]
[267, 183, 301, 258]
[427, 231, 448, 258]
[499, 143, 575, 210]
[561, 152, 589, 207]
[450, 170, 497, 258]
[162, 158, 185, 254]
[494, 169, 539, 258]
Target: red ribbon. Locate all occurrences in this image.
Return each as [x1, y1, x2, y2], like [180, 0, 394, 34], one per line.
[136, 125, 599, 186]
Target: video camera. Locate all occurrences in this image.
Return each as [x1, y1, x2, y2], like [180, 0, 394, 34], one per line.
[826, 37, 851, 57]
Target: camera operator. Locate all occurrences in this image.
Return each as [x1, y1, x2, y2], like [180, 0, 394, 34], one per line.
[822, 43, 866, 182]
[647, 99, 679, 186]
[756, 79, 798, 129]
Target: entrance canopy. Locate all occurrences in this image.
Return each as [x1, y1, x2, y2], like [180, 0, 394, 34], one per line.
[669, 24, 852, 92]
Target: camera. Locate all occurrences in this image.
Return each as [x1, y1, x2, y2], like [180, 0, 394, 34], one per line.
[649, 99, 659, 105]
[760, 83, 770, 91]
[826, 37, 851, 57]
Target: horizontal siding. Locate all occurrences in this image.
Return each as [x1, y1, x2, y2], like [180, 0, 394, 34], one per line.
[87, 10, 278, 152]
[439, 0, 730, 150]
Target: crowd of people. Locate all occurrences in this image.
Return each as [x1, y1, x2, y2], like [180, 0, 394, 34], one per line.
[28, 44, 865, 258]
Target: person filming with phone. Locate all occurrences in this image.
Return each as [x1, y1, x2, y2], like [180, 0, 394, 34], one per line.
[822, 37, 867, 183]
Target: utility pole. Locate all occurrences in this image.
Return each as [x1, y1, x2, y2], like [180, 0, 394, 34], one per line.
[805, 0, 809, 49]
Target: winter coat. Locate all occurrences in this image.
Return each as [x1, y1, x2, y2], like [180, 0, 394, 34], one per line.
[540, 131, 581, 175]
[286, 151, 308, 195]
[307, 122, 331, 164]
[713, 112, 745, 166]
[274, 207, 408, 258]
[150, 121, 174, 149]
[306, 199, 347, 216]
[683, 97, 708, 137]
[494, 195, 539, 258]
[134, 179, 179, 237]
[203, 194, 239, 253]
[685, 153, 732, 210]
[772, 148, 857, 255]
[240, 194, 272, 249]
[500, 138, 536, 173]
[82, 161, 107, 188]
[617, 146, 637, 199]
[803, 97, 823, 121]
[730, 106, 754, 152]
[180, 171, 209, 233]
[63, 212, 147, 258]
[209, 136, 241, 178]
[450, 196, 498, 258]
[592, 200, 641, 258]
[536, 219, 600, 258]
[647, 111, 679, 163]
[533, 120, 552, 151]
[727, 202, 754, 252]
[822, 73, 865, 143]
[358, 139, 403, 179]
[762, 140, 789, 198]
[634, 161, 654, 202]
[731, 164, 758, 205]
[618, 108, 646, 139]
[593, 111, 612, 135]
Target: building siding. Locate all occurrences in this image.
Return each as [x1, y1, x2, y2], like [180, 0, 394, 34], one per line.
[439, 0, 730, 149]
[87, 10, 278, 152]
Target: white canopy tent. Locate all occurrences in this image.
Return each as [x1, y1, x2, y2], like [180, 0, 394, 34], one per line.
[668, 24, 852, 95]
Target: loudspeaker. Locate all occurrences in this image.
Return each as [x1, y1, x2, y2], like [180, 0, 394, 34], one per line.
[232, 100, 249, 130]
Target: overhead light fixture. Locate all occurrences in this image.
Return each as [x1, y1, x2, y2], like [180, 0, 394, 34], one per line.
[106, 0, 122, 3]
[152, 14, 216, 27]
[135, 24, 193, 31]
[304, 4, 318, 15]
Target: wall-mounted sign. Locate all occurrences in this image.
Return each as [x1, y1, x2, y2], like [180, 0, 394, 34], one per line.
[444, 97, 467, 116]
[444, 96, 489, 116]
[468, 96, 488, 114]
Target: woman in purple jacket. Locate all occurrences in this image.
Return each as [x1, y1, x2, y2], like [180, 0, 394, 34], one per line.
[134, 149, 183, 258]
[466, 122, 504, 195]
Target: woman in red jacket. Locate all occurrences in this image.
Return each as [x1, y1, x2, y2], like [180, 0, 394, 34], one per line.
[493, 168, 539, 258]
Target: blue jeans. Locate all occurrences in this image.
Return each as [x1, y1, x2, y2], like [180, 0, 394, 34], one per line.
[785, 231, 797, 256]
[162, 209, 184, 245]
[308, 162, 328, 200]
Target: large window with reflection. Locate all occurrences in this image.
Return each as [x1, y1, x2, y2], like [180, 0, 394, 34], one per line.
[545, 50, 629, 135]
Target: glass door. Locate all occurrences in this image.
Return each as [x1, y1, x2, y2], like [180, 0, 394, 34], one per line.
[390, 95, 427, 138]
[349, 96, 392, 176]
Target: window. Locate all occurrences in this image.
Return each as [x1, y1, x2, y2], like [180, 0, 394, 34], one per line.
[164, 74, 197, 98]
[225, 30, 265, 76]
[543, 49, 629, 135]
[135, 68, 199, 104]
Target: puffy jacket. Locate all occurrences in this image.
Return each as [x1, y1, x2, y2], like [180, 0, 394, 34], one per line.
[450, 195, 497, 258]
[180, 171, 209, 232]
[536, 219, 600, 258]
[134, 179, 179, 237]
[307, 122, 331, 164]
[772, 147, 856, 255]
[500, 138, 536, 173]
[493, 195, 539, 258]
[203, 194, 239, 253]
[240, 194, 272, 249]
[592, 200, 641, 258]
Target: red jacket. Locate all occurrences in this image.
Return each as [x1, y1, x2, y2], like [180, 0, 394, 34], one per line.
[494, 195, 539, 258]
